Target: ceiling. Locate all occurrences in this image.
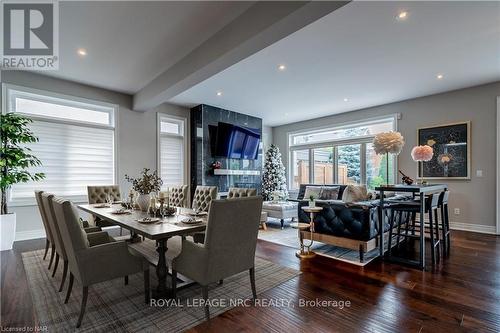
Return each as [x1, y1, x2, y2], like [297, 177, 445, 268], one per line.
[170, 1, 500, 126]
[42, 1, 254, 94]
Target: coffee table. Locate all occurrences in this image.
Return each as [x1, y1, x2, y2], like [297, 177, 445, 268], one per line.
[262, 201, 298, 229]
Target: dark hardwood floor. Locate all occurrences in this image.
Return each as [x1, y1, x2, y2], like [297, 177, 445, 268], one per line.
[2, 231, 499, 332]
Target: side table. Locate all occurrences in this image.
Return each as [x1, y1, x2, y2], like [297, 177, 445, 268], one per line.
[291, 206, 323, 259]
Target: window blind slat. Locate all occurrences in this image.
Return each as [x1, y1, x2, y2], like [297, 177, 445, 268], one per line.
[159, 134, 183, 187]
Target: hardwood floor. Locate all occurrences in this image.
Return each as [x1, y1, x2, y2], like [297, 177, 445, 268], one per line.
[1, 231, 499, 332]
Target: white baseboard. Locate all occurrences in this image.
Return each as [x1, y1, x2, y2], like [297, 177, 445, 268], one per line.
[449, 222, 497, 235]
[15, 229, 46, 241]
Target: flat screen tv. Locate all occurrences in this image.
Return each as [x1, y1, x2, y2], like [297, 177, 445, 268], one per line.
[213, 122, 260, 160]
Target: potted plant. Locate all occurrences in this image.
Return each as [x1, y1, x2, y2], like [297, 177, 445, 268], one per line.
[1, 113, 45, 250]
[125, 168, 162, 211]
[308, 194, 316, 208]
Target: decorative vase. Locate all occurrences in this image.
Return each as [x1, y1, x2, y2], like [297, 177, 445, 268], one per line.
[0, 213, 16, 251]
[308, 200, 316, 208]
[136, 193, 151, 212]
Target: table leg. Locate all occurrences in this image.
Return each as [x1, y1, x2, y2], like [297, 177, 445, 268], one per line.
[379, 191, 385, 257]
[419, 193, 426, 270]
[153, 238, 169, 299]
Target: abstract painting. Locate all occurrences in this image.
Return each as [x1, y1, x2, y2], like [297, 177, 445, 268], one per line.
[418, 122, 470, 179]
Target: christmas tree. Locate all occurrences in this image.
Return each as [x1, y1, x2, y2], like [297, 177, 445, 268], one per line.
[262, 144, 288, 201]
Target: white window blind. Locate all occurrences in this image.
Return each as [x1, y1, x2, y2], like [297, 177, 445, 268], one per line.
[5, 85, 116, 204]
[158, 116, 185, 187]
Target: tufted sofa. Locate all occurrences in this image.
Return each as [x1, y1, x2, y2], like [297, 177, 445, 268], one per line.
[87, 185, 121, 227]
[227, 187, 257, 198]
[293, 184, 390, 262]
[192, 186, 218, 212]
[169, 185, 189, 208]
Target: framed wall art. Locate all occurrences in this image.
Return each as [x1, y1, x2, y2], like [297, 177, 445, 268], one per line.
[417, 121, 470, 179]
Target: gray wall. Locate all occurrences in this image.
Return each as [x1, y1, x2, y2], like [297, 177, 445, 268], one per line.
[273, 82, 500, 232]
[1, 71, 190, 238]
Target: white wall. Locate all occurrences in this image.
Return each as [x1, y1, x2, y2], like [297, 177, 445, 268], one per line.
[273, 82, 500, 234]
[1, 71, 190, 240]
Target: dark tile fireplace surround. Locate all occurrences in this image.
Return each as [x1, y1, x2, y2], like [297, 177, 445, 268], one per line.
[190, 104, 263, 198]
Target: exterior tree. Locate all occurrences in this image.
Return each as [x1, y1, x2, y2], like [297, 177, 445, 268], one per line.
[262, 144, 288, 201]
[1, 113, 45, 214]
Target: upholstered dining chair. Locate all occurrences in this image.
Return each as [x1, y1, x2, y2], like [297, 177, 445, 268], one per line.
[169, 185, 189, 208]
[39, 192, 103, 292]
[51, 197, 150, 328]
[34, 191, 56, 267]
[191, 186, 218, 243]
[87, 185, 121, 228]
[172, 196, 263, 321]
[227, 187, 257, 198]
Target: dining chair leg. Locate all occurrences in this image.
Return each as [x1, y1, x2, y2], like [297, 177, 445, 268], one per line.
[429, 209, 436, 266]
[43, 239, 50, 260]
[76, 286, 89, 328]
[249, 267, 257, 300]
[445, 203, 451, 254]
[387, 209, 395, 256]
[65, 273, 74, 304]
[218, 279, 223, 285]
[144, 269, 150, 304]
[171, 270, 177, 299]
[434, 208, 441, 263]
[124, 275, 129, 285]
[201, 286, 210, 321]
[58, 260, 68, 292]
[52, 253, 59, 277]
[48, 245, 55, 270]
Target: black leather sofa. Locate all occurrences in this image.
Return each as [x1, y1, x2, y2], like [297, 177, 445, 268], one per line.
[290, 184, 391, 262]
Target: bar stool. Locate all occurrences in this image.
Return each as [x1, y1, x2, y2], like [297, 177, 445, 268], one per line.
[388, 193, 441, 266]
[438, 191, 451, 256]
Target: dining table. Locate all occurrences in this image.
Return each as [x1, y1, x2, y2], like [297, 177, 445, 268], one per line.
[375, 184, 448, 270]
[78, 203, 207, 299]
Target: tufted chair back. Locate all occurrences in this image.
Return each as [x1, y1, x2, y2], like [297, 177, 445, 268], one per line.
[227, 187, 257, 199]
[169, 185, 188, 208]
[87, 185, 121, 204]
[192, 186, 218, 212]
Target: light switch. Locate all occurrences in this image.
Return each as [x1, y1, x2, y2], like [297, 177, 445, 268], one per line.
[476, 170, 483, 177]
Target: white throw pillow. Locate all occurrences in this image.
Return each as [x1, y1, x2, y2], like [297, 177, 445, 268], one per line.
[303, 186, 322, 200]
[341, 185, 370, 203]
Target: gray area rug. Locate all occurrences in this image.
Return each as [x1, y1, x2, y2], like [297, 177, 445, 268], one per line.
[259, 218, 381, 266]
[22, 246, 299, 332]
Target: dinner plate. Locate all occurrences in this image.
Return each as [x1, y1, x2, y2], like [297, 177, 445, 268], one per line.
[111, 210, 131, 215]
[136, 217, 160, 223]
[94, 204, 110, 208]
[181, 218, 204, 225]
[188, 211, 207, 217]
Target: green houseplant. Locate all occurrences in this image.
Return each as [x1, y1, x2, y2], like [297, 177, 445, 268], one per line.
[125, 168, 162, 211]
[1, 113, 45, 250]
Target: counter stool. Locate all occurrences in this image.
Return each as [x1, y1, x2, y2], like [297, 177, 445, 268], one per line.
[438, 191, 451, 256]
[388, 193, 442, 266]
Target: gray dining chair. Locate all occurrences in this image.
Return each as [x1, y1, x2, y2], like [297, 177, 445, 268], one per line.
[34, 191, 56, 267]
[227, 187, 257, 198]
[169, 185, 189, 208]
[172, 196, 263, 321]
[191, 186, 218, 243]
[87, 185, 121, 228]
[51, 197, 150, 328]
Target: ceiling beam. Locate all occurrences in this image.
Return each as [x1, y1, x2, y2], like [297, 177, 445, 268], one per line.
[133, 1, 349, 111]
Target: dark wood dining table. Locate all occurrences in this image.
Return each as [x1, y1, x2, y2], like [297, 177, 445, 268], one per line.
[375, 184, 448, 270]
[78, 203, 207, 298]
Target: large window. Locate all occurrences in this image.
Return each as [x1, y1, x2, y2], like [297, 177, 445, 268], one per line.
[288, 116, 397, 190]
[158, 114, 186, 188]
[4, 84, 117, 204]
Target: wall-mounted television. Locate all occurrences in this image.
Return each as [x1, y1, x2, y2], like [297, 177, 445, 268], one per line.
[212, 122, 260, 160]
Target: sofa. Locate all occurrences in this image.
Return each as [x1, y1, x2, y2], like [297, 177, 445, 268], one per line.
[291, 184, 391, 262]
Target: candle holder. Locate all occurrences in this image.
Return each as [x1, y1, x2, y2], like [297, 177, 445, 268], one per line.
[158, 197, 165, 219]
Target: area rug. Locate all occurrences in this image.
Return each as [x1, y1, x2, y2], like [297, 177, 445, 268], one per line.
[259, 218, 382, 266]
[22, 248, 299, 332]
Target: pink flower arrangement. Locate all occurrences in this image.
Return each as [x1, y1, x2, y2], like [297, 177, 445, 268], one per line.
[411, 145, 434, 162]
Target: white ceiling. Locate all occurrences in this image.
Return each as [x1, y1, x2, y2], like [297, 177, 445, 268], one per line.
[170, 1, 500, 126]
[42, 1, 254, 94]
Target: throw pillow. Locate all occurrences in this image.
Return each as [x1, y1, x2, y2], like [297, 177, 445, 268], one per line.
[341, 185, 370, 203]
[303, 186, 322, 200]
[319, 186, 340, 200]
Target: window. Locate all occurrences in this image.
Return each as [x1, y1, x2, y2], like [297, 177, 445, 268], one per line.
[288, 116, 397, 190]
[4, 84, 117, 204]
[158, 115, 186, 188]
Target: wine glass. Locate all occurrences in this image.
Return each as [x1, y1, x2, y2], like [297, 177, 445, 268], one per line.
[106, 194, 113, 207]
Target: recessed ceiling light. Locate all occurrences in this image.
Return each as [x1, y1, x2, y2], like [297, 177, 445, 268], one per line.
[436, 74, 444, 80]
[396, 11, 408, 21]
[278, 64, 286, 71]
[343, 98, 349, 102]
[216, 91, 222, 96]
[77, 48, 87, 56]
